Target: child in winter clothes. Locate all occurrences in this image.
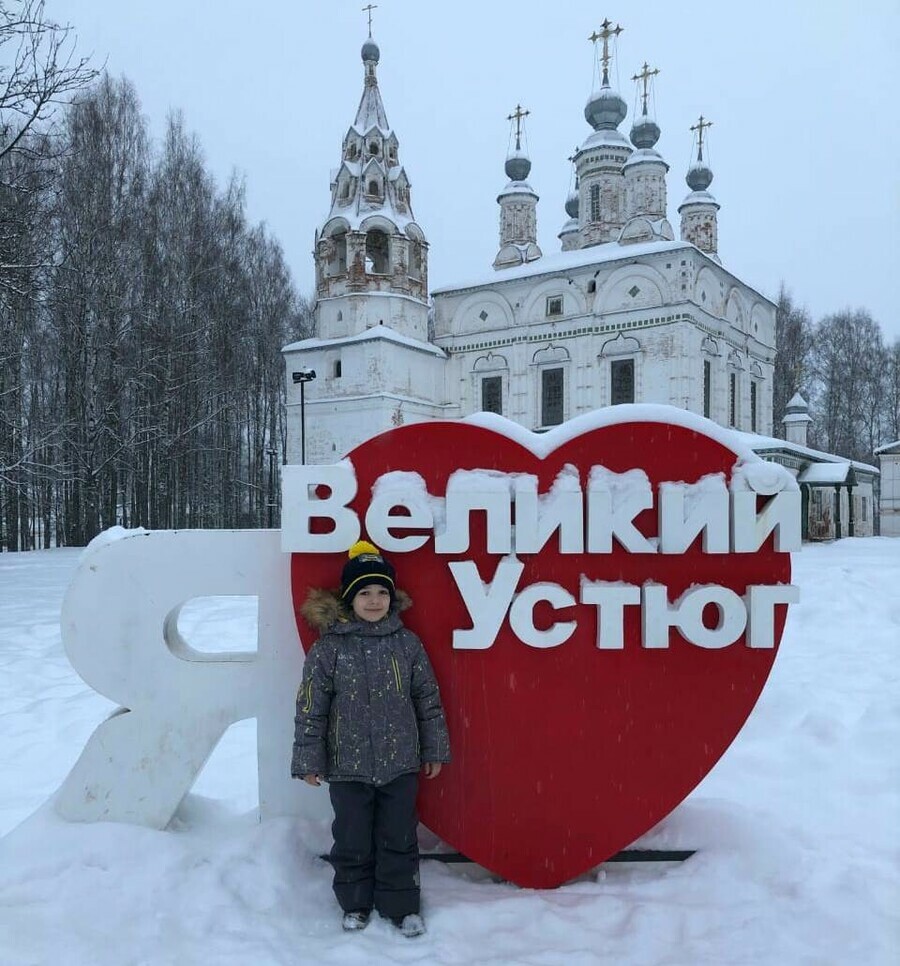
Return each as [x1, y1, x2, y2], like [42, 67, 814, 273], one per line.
[291, 541, 451, 938]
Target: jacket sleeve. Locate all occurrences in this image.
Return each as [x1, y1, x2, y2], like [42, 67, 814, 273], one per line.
[291, 639, 334, 778]
[408, 633, 451, 764]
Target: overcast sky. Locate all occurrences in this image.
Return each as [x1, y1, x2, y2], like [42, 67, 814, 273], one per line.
[54, 0, 899, 338]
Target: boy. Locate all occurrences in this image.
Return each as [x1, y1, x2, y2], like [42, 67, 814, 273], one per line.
[291, 540, 451, 938]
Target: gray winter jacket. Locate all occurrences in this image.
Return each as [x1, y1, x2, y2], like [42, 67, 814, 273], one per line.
[291, 589, 451, 785]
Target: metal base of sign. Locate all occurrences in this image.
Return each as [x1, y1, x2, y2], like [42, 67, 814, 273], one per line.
[418, 849, 695, 864]
[320, 849, 695, 865]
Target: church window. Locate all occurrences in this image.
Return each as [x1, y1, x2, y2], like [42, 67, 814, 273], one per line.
[546, 296, 563, 317]
[610, 359, 634, 405]
[367, 179, 380, 197]
[861, 497, 868, 523]
[479, 310, 489, 322]
[541, 368, 564, 426]
[481, 376, 502, 415]
[365, 229, 390, 273]
[340, 181, 350, 200]
[587, 280, 596, 294]
[729, 372, 738, 426]
[333, 359, 342, 379]
[409, 239, 423, 280]
[628, 285, 640, 298]
[337, 311, 343, 321]
[369, 141, 380, 156]
[703, 359, 712, 418]
[325, 231, 348, 277]
[590, 184, 601, 221]
[750, 381, 758, 432]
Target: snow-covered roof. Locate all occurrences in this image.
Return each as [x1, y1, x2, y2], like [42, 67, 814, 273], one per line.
[874, 439, 900, 455]
[497, 180, 538, 200]
[678, 190, 719, 210]
[433, 239, 690, 294]
[623, 148, 667, 170]
[321, 204, 418, 234]
[734, 430, 878, 475]
[782, 412, 812, 425]
[798, 463, 853, 484]
[580, 129, 631, 151]
[283, 323, 445, 358]
[353, 77, 390, 133]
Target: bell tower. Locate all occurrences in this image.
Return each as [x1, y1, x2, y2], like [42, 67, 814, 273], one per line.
[313, 25, 430, 341]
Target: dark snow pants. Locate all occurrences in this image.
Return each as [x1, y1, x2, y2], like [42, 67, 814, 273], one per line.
[328, 772, 420, 918]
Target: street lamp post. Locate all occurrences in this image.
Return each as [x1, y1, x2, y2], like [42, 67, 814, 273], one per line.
[292, 369, 317, 465]
[266, 445, 278, 528]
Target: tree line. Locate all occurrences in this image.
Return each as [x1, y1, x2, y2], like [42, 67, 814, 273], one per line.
[1, 3, 310, 551]
[3, 4, 897, 552]
[773, 286, 899, 464]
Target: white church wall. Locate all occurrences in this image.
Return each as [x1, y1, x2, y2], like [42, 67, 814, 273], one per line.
[878, 451, 900, 536]
[317, 292, 429, 342]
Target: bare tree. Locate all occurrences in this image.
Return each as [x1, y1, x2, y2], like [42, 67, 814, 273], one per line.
[809, 309, 885, 462]
[772, 284, 813, 435]
[0, 0, 97, 168]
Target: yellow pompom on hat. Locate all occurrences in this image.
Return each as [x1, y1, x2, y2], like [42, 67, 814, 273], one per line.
[341, 540, 396, 603]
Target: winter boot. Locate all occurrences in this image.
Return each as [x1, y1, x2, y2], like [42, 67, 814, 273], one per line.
[391, 913, 426, 938]
[341, 910, 371, 932]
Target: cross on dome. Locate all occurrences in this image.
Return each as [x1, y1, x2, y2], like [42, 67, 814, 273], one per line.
[691, 114, 713, 162]
[632, 62, 660, 116]
[589, 18, 623, 87]
[362, 3, 377, 37]
[507, 104, 531, 151]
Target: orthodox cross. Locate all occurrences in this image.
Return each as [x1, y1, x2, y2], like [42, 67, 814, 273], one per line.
[362, 3, 377, 37]
[691, 115, 713, 162]
[507, 104, 530, 151]
[588, 19, 623, 86]
[632, 62, 659, 116]
[568, 147, 580, 187]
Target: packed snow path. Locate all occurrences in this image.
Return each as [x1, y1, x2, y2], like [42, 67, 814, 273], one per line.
[0, 541, 898, 964]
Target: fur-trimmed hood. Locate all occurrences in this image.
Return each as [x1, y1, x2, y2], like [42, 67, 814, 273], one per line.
[300, 587, 413, 632]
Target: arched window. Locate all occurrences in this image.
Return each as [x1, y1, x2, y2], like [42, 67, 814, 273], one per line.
[365, 229, 390, 274]
[325, 231, 348, 276]
[369, 141, 380, 156]
[408, 239, 422, 280]
[590, 184, 601, 221]
[367, 179, 380, 198]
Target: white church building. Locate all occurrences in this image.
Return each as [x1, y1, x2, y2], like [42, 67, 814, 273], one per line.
[283, 25, 877, 539]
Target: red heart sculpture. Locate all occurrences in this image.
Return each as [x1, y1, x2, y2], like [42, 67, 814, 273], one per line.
[291, 419, 791, 888]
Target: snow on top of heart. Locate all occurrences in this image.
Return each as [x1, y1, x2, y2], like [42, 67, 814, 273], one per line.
[462, 403, 760, 461]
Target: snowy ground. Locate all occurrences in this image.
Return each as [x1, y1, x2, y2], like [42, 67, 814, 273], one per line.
[0, 541, 898, 965]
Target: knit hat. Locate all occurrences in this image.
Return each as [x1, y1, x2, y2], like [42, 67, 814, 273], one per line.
[341, 540, 396, 605]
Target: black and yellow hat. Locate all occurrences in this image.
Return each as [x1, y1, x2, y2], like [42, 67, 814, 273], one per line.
[340, 540, 396, 604]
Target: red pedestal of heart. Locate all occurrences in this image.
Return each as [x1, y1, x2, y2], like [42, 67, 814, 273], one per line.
[291, 419, 791, 888]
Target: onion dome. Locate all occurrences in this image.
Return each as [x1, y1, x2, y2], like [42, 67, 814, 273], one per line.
[505, 148, 532, 182]
[630, 114, 660, 149]
[584, 85, 627, 130]
[565, 189, 579, 219]
[686, 161, 713, 192]
[361, 38, 380, 63]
